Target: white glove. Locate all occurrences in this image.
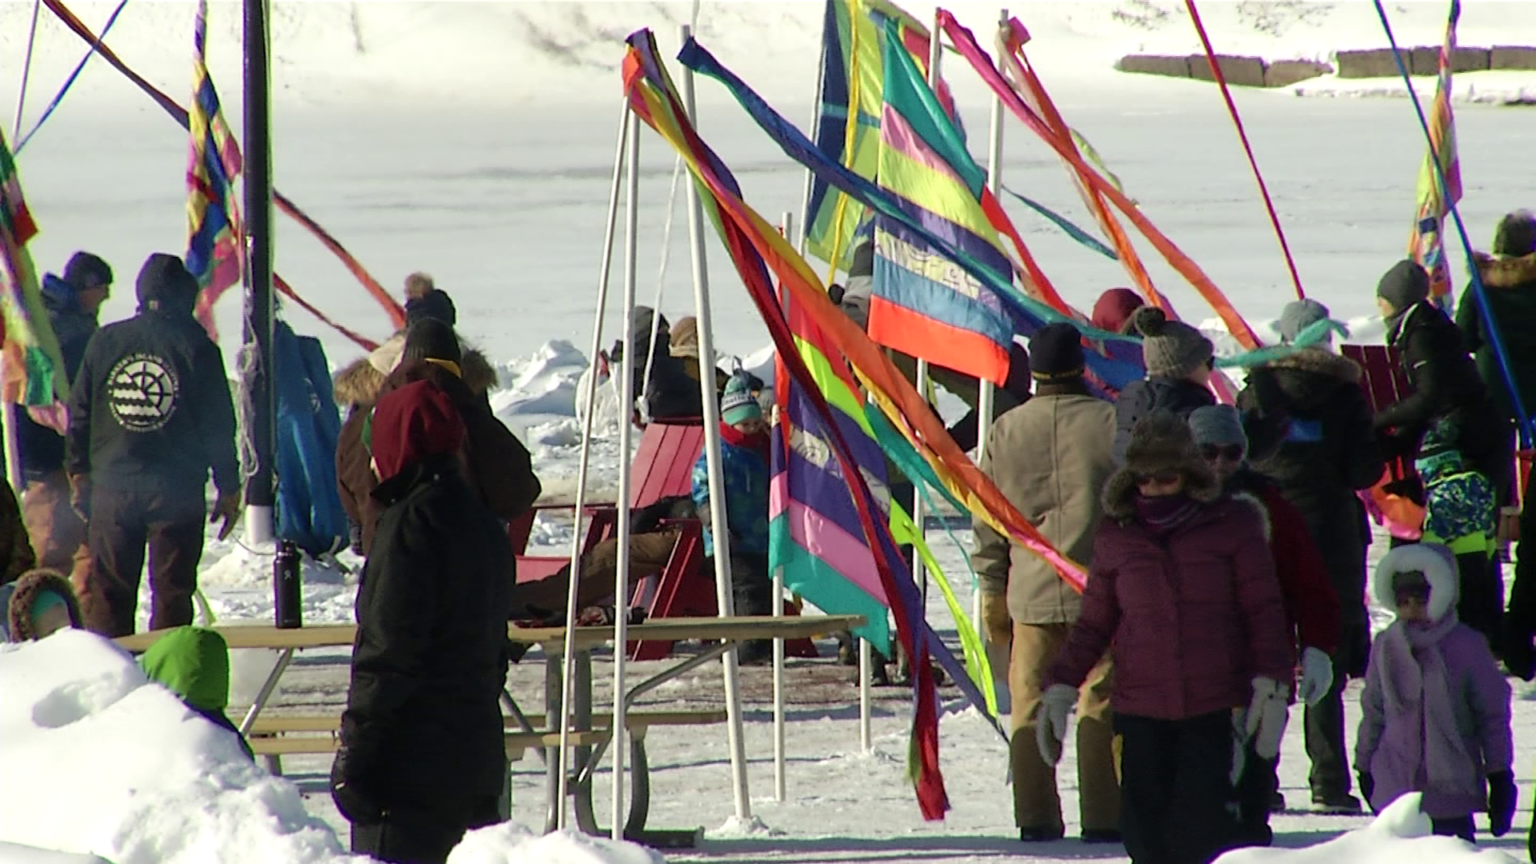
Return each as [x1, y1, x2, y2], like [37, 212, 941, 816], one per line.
[1296, 647, 1334, 706]
[1244, 676, 1291, 761]
[1034, 683, 1078, 766]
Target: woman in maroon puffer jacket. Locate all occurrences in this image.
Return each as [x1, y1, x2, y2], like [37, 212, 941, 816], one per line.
[1038, 412, 1295, 864]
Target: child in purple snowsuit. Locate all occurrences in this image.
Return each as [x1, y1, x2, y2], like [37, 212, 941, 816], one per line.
[1355, 543, 1516, 842]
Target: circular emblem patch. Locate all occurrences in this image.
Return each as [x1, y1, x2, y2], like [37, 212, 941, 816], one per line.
[107, 354, 179, 432]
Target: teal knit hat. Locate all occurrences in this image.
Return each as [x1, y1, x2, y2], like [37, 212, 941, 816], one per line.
[30, 590, 66, 622]
[720, 371, 762, 426]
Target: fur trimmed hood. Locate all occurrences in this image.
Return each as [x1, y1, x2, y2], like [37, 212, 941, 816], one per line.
[1373, 542, 1458, 623]
[333, 345, 495, 409]
[1102, 413, 1221, 520]
[1259, 347, 1362, 385]
[1474, 251, 1536, 290]
[6, 569, 81, 642]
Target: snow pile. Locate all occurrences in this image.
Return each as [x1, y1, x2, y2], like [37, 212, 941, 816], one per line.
[1215, 793, 1518, 862]
[446, 824, 663, 864]
[0, 844, 114, 864]
[1293, 71, 1536, 106]
[196, 540, 361, 627]
[491, 340, 590, 421]
[0, 630, 361, 864]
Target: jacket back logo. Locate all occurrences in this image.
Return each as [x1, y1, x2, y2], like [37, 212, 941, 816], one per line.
[108, 354, 179, 432]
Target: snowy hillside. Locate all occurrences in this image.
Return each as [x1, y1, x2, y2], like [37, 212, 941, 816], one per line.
[2, 1, 1533, 115]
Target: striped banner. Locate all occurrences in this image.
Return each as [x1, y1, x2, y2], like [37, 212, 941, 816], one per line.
[1409, 0, 1462, 310]
[0, 126, 67, 409]
[186, 0, 243, 341]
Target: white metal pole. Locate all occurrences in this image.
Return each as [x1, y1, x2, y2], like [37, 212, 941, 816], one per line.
[554, 98, 630, 832]
[772, 212, 792, 803]
[681, 23, 753, 823]
[859, 638, 872, 753]
[1, 401, 20, 493]
[977, 7, 1009, 706]
[608, 103, 642, 843]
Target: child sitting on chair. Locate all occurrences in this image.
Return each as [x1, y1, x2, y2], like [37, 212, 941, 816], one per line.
[693, 370, 773, 664]
[1355, 543, 1513, 842]
[2, 569, 81, 641]
[140, 626, 255, 760]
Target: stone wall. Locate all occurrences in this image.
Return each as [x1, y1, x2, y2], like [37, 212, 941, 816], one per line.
[1116, 46, 1536, 86]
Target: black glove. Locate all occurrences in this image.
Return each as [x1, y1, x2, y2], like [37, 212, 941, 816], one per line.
[1500, 614, 1536, 681]
[1358, 772, 1375, 812]
[1382, 477, 1426, 507]
[1488, 770, 1517, 837]
[330, 748, 385, 825]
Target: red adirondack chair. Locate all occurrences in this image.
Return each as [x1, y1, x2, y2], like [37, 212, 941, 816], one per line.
[1341, 344, 1425, 540]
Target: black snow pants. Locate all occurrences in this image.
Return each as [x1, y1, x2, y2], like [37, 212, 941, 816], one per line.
[351, 797, 499, 864]
[1233, 741, 1278, 848]
[1116, 711, 1239, 864]
[83, 485, 205, 638]
[1456, 550, 1503, 645]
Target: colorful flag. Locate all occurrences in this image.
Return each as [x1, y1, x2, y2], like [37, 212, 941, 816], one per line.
[186, 0, 244, 341]
[679, 39, 1147, 399]
[870, 17, 1016, 385]
[806, 0, 959, 273]
[1409, 0, 1462, 310]
[0, 127, 67, 409]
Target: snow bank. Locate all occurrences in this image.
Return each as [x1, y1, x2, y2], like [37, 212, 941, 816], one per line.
[0, 844, 114, 864]
[0, 631, 360, 864]
[1293, 70, 1536, 106]
[446, 824, 663, 864]
[1215, 793, 1518, 863]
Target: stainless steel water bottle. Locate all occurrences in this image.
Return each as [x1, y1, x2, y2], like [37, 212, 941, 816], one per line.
[274, 540, 302, 629]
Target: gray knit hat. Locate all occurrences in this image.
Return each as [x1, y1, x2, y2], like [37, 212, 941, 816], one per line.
[1188, 405, 1247, 452]
[1278, 298, 1330, 345]
[1131, 307, 1214, 379]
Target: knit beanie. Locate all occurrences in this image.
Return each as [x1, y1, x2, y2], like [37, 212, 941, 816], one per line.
[1187, 405, 1248, 453]
[1278, 298, 1330, 345]
[1493, 210, 1536, 257]
[1376, 259, 1430, 316]
[669, 316, 700, 359]
[369, 380, 466, 481]
[1130, 307, 1214, 379]
[1122, 411, 1216, 487]
[64, 251, 113, 290]
[1090, 288, 1145, 335]
[1414, 419, 1463, 479]
[136, 253, 199, 314]
[720, 372, 762, 426]
[401, 318, 463, 368]
[404, 288, 457, 327]
[1029, 323, 1085, 381]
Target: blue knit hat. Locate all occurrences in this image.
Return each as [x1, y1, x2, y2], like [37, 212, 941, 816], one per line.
[720, 371, 762, 426]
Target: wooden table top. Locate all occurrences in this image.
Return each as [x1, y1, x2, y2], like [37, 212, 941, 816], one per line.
[113, 615, 866, 653]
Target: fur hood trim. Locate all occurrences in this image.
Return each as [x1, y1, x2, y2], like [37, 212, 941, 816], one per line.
[1259, 346, 1362, 385]
[1474, 251, 1536, 289]
[334, 358, 387, 408]
[1230, 491, 1273, 543]
[459, 348, 497, 397]
[1101, 463, 1222, 521]
[1373, 543, 1458, 623]
[7, 569, 81, 642]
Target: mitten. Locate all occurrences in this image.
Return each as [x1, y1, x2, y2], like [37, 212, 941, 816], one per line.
[1244, 676, 1290, 760]
[1488, 769, 1517, 837]
[330, 748, 385, 825]
[1358, 772, 1375, 812]
[1296, 646, 1334, 706]
[1034, 683, 1077, 766]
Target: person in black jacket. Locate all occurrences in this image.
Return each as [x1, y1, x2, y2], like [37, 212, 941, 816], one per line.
[64, 254, 239, 637]
[18, 252, 111, 585]
[1239, 297, 1385, 814]
[331, 379, 514, 864]
[1112, 307, 1218, 464]
[1374, 259, 1513, 503]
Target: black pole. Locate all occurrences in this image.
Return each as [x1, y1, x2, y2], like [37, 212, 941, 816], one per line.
[243, 0, 275, 532]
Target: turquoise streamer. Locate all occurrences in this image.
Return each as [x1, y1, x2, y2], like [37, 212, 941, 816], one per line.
[1001, 185, 1119, 261]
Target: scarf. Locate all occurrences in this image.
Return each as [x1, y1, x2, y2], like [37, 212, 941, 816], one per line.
[719, 421, 770, 462]
[1134, 493, 1200, 536]
[1374, 613, 1474, 797]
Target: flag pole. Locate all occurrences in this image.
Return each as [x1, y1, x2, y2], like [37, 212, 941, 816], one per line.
[556, 97, 630, 833]
[1, 394, 20, 490]
[977, 6, 1009, 708]
[681, 23, 754, 824]
[608, 98, 640, 841]
[772, 212, 791, 803]
[241, 0, 275, 545]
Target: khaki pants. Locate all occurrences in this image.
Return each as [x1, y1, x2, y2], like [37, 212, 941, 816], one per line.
[21, 470, 91, 595]
[515, 529, 681, 617]
[1009, 621, 1120, 833]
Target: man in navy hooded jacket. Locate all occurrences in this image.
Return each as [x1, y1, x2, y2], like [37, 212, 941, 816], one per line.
[18, 252, 111, 591]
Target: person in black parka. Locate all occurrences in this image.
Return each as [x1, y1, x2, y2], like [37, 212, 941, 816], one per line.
[1113, 307, 1218, 465]
[65, 253, 239, 638]
[1239, 298, 1385, 813]
[1456, 210, 1536, 433]
[1374, 259, 1514, 506]
[331, 379, 514, 864]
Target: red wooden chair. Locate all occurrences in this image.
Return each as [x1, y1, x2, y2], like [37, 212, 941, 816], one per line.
[1341, 344, 1425, 539]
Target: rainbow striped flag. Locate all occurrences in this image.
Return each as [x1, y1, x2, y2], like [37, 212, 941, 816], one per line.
[1409, 0, 1462, 310]
[186, 0, 244, 341]
[0, 127, 67, 409]
[871, 16, 1013, 386]
[806, 0, 958, 274]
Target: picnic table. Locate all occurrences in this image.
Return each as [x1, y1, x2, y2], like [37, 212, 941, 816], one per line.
[115, 614, 863, 844]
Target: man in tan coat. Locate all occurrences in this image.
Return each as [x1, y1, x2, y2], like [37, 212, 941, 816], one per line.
[973, 322, 1120, 844]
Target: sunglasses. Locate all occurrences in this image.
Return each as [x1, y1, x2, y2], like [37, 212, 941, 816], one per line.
[1200, 444, 1245, 462]
[1133, 470, 1182, 487]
